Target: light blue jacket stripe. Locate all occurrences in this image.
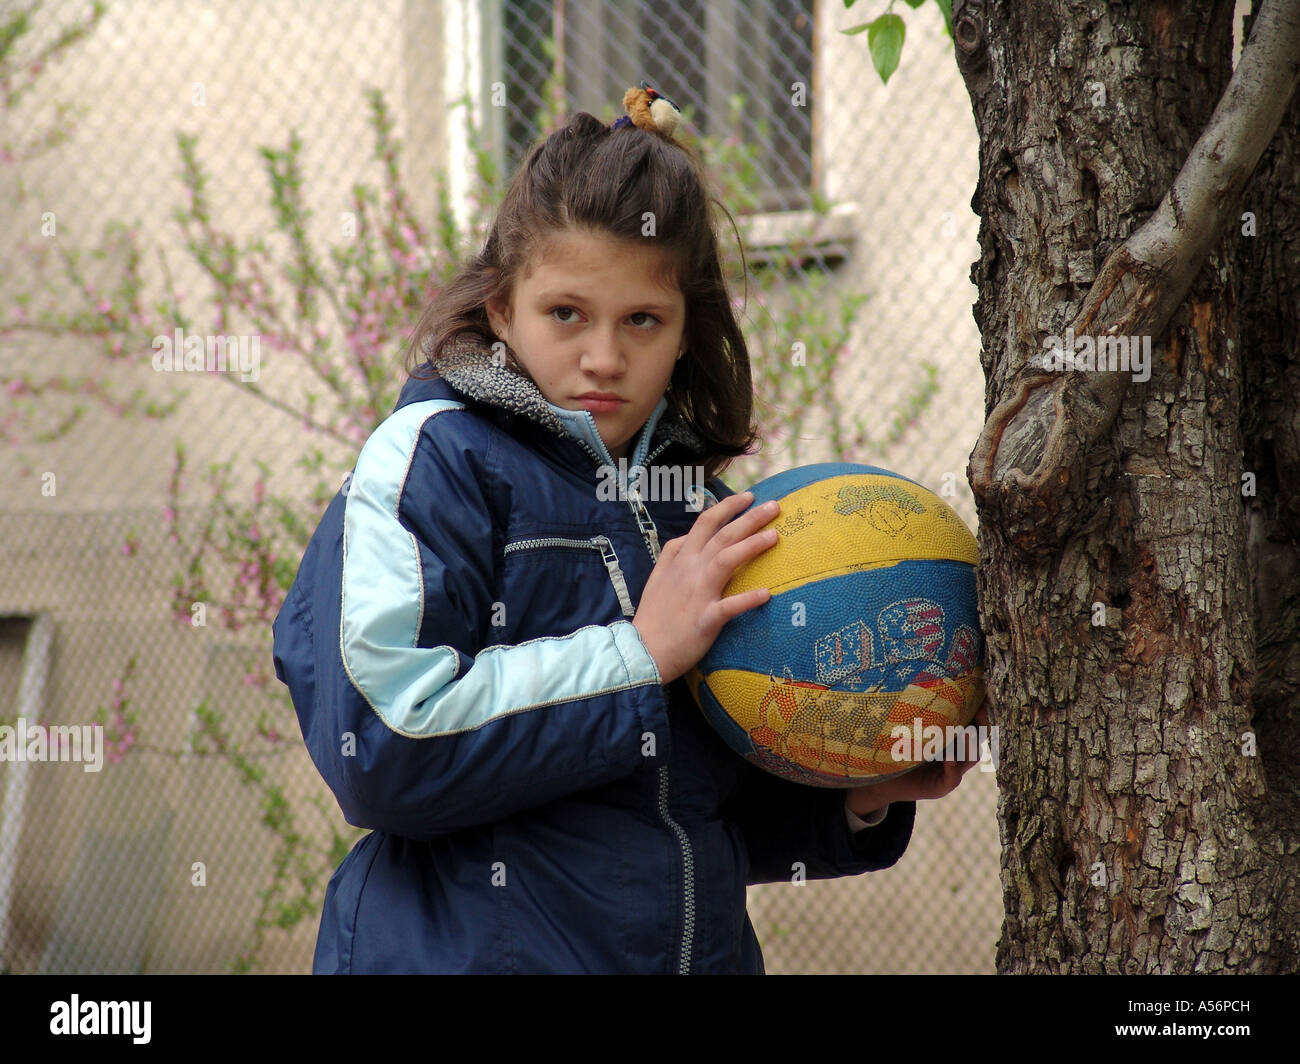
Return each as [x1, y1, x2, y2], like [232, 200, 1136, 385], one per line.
[340, 399, 662, 737]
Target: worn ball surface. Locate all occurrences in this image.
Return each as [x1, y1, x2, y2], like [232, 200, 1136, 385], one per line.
[687, 463, 985, 787]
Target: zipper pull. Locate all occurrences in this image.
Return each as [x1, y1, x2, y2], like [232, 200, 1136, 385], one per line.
[627, 485, 662, 560]
[592, 535, 636, 618]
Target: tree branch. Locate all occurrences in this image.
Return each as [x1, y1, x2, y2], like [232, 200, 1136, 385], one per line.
[968, 0, 1300, 553]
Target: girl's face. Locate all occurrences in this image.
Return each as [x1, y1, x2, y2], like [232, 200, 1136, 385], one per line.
[486, 228, 686, 462]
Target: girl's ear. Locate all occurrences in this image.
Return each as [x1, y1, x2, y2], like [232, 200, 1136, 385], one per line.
[485, 295, 510, 341]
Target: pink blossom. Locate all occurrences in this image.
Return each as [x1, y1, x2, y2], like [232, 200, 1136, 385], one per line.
[96, 299, 112, 314]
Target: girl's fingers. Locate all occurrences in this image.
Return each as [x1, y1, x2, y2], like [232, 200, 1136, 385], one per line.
[688, 491, 754, 541]
[727, 499, 781, 539]
[688, 492, 775, 544]
[711, 526, 778, 577]
[715, 585, 771, 624]
[703, 499, 780, 554]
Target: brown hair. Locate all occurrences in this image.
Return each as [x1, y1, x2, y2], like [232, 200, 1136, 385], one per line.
[402, 110, 757, 478]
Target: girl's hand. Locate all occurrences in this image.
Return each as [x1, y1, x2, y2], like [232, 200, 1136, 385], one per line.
[633, 491, 779, 684]
[846, 702, 990, 818]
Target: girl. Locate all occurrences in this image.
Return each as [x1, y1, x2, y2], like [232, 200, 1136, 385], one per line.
[272, 85, 980, 974]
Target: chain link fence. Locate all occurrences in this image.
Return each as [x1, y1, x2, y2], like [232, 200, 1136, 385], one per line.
[0, 0, 995, 974]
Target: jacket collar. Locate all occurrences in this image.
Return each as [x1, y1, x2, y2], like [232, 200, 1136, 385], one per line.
[402, 332, 706, 468]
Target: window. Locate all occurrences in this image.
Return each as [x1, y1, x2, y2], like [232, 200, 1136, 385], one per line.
[501, 0, 816, 213]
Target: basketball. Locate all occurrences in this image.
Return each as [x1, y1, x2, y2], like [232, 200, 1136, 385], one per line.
[686, 463, 985, 787]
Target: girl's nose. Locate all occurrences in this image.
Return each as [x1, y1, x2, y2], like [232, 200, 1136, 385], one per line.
[580, 330, 625, 377]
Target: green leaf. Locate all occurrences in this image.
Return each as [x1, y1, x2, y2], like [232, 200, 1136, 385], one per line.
[935, 0, 954, 37]
[904, 0, 926, 7]
[842, 22, 870, 35]
[843, 0, 859, 8]
[867, 14, 906, 84]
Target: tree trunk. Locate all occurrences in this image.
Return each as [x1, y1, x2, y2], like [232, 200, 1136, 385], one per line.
[953, 0, 1290, 972]
[1238, 21, 1300, 971]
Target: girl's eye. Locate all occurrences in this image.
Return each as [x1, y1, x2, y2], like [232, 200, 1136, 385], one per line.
[628, 312, 659, 328]
[551, 306, 579, 324]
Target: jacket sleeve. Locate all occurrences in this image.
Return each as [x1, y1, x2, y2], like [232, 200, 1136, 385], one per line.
[722, 764, 916, 885]
[272, 399, 670, 841]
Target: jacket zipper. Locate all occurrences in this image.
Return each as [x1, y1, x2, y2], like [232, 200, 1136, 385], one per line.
[626, 485, 662, 560]
[566, 435, 671, 562]
[503, 535, 635, 617]
[629, 442, 692, 973]
[556, 427, 695, 973]
[658, 765, 695, 974]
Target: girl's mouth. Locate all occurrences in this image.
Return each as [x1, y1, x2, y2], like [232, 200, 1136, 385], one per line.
[575, 394, 626, 413]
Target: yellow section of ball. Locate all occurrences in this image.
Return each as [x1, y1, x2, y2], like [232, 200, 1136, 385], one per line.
[703, 666, 983, 781]
[725, 475, 978, 597]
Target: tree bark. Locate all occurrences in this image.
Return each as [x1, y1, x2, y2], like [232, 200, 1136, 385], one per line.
[1238, 19, 1300, 971]
[954, 0, 1292, 972]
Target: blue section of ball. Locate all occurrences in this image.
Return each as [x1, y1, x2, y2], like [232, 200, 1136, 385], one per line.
[699, 561, 980, 693]
[744, 463, 925, 508]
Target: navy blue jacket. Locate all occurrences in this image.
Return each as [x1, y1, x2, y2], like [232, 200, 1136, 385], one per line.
[271, 336, 915, 973]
